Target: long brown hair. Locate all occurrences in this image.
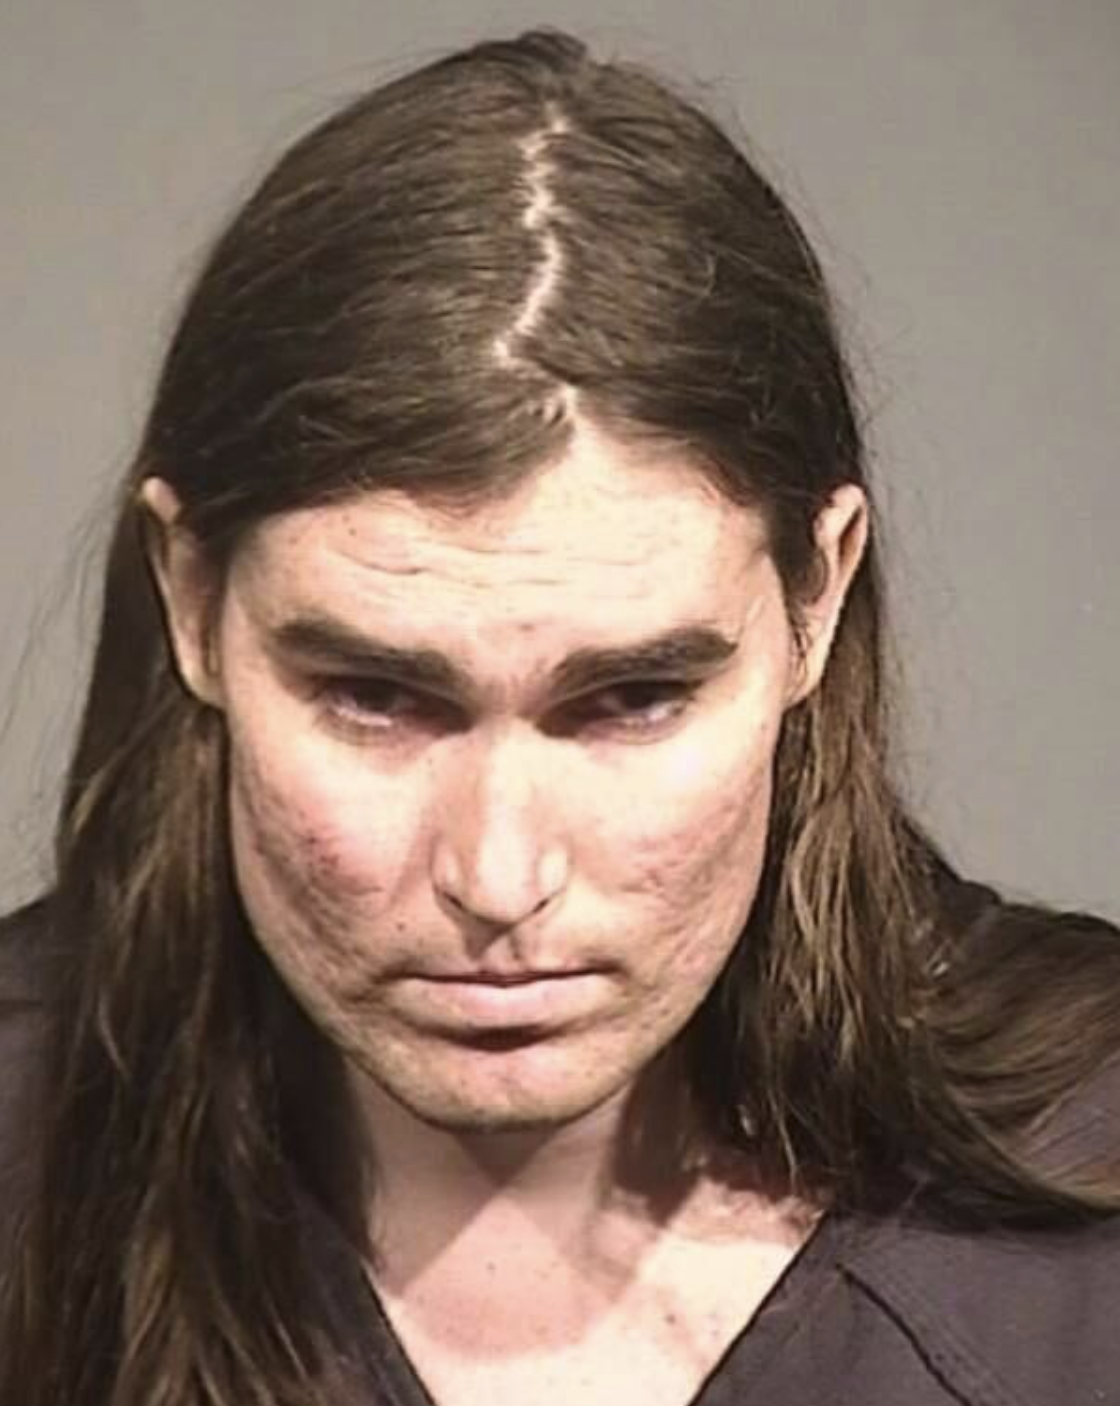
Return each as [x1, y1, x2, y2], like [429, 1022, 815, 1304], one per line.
[3, 28, 1119, 1406]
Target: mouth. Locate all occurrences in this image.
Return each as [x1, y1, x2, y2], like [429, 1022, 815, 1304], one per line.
[400, 970, 608, 1032]
[426, 970, 594, 986]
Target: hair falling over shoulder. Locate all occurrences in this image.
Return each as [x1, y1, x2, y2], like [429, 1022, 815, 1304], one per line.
[3, 28, 1118, 1406]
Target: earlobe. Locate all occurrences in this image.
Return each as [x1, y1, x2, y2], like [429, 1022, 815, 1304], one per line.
[788, 484, 869, 706]
[138, 477, 224, 708]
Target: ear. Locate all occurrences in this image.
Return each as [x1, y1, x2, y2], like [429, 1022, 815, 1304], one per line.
[788, 484, 869, 705]
[139, 477, 225, 708]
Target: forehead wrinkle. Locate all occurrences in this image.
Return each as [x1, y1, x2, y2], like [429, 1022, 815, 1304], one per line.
[324, 518, 715, 577]
[238, 513, 774, 645]
[235, 446, 772, 613]
[330, 551, 660, 598]
[325, 535, 769, 617]
[245, 510, 700, 584]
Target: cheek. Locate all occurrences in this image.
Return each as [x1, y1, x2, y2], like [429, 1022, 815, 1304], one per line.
[226, 732, 435, 1022]
[593, 746, 776, 1023]
[592, 713, 779, 923]
[565, 695, 785, 1015]
[226, 720, 417, 930]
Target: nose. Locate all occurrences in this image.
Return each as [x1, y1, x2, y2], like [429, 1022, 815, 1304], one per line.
[430, 729, 570, 931]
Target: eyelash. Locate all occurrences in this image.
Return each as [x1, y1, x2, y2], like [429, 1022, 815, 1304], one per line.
[312, 678, 697, 740]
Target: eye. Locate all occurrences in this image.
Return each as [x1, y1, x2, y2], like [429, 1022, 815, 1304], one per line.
[577, 681, 696, 734]
[314, 678, 446, 734]
[311, 676, 697, 742]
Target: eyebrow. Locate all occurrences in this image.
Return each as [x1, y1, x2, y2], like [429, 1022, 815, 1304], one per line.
[268, 613, 739, 706]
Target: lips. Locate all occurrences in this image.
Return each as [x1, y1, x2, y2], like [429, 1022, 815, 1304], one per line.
[425, 970, 592, 986]
[398, 969, 607, 1031]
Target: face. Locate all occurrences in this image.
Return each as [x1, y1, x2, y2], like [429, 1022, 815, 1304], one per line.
[148, 421, 863, 1137]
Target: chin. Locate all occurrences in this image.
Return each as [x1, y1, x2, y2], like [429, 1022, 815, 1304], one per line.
[412, 1103, 587, 1137]
[352, 1027, 640, 1137]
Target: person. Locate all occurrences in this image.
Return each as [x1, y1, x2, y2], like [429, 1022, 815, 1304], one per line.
[1, 26, 1118, 1406]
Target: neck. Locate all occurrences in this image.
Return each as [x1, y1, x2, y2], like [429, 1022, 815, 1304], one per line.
[346, 1048, 808, 1305]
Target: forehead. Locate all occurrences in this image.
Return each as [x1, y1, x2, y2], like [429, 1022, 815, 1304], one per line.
[236, 425, 769, 633]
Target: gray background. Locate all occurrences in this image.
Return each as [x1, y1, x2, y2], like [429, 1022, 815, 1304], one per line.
[2, 0, 1117, 917]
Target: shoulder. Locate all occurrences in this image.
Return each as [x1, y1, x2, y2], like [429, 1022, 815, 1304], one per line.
[839, 879, 1120, 1402]
[0, 899, 52, 1220]
[936, 878, 1120, 1172]
[936, 873, 1120, 972]
[0, 897, 54, 1003]
[836, 1195, 1120, 1405]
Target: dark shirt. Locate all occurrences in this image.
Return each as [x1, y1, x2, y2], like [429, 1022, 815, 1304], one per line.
[3, 896, 1120, 1405]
